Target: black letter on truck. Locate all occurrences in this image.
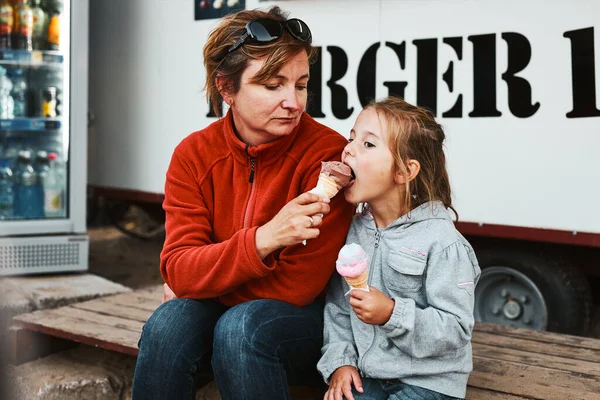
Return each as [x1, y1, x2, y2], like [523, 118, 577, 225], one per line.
[442, 37, 463, 118]
[357, 42, 408, 107]
[327, 46, 354, 119]
[357, 43, 380, 108]
[413, 39, 438, 114]
[307, 47, 325, 117]
[382, 42, 408, 102]
[413, 37, 463, 117]
[502, 33, 540, 118]
[564, 27, 600, 118]
[468, 34, 502, 117]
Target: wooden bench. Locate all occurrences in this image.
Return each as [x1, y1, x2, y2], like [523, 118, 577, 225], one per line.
[9, 285, 600, 399]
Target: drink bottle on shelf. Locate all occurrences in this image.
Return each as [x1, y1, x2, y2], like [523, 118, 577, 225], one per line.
[0, 66, 14, 119]
[33, 149, 47, 215]
[44, 150, 64, 217]
[41, 0, 60, 50]
[14, 0, 33, 51]
[0, 159, 14, 219]
[0, 0, 14, 49]
[9, 67, 27, 117]
[13, 149, 41, 218]
[46, 7, 58, 50]
[30, 0, 44, 50]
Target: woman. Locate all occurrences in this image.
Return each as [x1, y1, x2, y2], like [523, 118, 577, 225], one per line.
[132, 6, 354, 400]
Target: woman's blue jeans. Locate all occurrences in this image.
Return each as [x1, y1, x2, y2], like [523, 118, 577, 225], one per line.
[132, 297, 325, 400]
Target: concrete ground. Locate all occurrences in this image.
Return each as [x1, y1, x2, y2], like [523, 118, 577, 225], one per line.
[4, 226, 226, 400]
[4, 224, 600, 399]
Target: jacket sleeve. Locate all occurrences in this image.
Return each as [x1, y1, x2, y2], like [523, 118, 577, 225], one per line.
[160, 136, 354, 305]
[160, 146, 269, 299]
[251, 148, 355, 306]
[379, 242, 481, 358]
[317, 272, 359, 383]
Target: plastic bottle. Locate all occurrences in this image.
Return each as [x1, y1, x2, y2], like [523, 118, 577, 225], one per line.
[45, 9, 57, 50]
[13, 149, 40, 218]
[0, 0, 14, 49]
[44, 151, 64, 217]
[43, 0, 59, 50]
[0, 159, 14, 219]
[33, 149, 47, 215]
[3, 135, 20, 167]
[14, 0, 32, 51]
[30, 0, 44, 49]
[0, 66, 14, 119]
[9, 67, 27, 117]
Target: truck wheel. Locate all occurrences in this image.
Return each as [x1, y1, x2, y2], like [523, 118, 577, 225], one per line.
[474, 246, 592, 335]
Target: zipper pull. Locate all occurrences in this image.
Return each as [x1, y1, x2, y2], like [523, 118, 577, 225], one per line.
[374, 230, 381, 248]
[249, 157, 255, 183]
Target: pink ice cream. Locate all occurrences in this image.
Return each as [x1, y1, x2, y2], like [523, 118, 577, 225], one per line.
[336, 243, 368, 277]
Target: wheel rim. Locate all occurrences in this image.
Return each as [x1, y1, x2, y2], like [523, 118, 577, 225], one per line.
[475, 266, 548, 330]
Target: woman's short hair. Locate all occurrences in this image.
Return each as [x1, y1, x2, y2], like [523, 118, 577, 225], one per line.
[203, 6, 316, 116]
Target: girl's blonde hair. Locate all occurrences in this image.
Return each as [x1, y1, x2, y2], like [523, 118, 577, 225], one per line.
[368, 97, 458, 219]
[203, 6, 316, 116]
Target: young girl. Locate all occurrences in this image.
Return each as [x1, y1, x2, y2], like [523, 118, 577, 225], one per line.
[317, 97, 481, 400]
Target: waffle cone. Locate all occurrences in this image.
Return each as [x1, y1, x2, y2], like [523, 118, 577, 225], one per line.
[344, 269, 369, 291]
[316, 174, 340, 198]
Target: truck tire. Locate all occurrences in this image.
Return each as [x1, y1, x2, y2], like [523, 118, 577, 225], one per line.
[474, 246, 592, 335]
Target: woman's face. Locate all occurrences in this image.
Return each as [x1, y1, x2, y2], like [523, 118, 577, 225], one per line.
[227, 51, 309, 146]
[342, 108, 400, 208]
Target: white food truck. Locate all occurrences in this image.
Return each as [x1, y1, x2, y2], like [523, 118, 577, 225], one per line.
[88, 0, 600, 335]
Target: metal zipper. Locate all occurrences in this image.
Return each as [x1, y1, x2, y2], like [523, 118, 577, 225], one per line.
[248, 157, 255, 183]
[242, 145, 257, 227]
[359, 228, 382, 374]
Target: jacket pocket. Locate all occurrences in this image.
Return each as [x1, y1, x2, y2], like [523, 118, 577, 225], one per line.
[385, 250, 427, 292]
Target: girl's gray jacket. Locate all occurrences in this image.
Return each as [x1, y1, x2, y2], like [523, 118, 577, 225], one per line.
[317, 201, 481, 399]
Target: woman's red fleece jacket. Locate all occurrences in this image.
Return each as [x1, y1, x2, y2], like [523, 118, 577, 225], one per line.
[160, 111, 354, 307]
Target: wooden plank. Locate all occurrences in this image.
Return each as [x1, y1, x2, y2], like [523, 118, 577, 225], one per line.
[107, 291, 162, 308]
[468, 356, 600, 399]
[7, 326, 77, 365]
[475, 323, 600, 351]
[135, 284, 163, 298]
[50, 306, 145, 333]
[102, 291, 161, 312]
[12, 308, 140, 356]
[466, 387, 531, 400]
[128, 288, 162, 302]
[72, 297, 152, 322]
[473, 342, 600, 376]
[473, 331, 600, 364]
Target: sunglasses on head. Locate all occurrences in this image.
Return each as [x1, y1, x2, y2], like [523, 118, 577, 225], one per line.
[228, 18, 312, 53]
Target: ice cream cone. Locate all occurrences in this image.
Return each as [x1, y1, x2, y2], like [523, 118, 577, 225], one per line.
[302, 161, 353, 246]
[344, 269, 369, 291]
[315, 174, 340, 198]
[336, 243, 370, 292]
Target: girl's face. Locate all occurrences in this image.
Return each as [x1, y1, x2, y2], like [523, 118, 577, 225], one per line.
[342, 107, 402, 208]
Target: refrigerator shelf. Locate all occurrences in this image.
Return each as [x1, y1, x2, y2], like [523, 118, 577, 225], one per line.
[0, 50, 64, 66]
[0, 118, 61, 131]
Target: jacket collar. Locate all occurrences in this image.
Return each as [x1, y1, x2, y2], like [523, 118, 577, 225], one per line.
[359, 201, 452, 231]
[222, 109, 305, 167]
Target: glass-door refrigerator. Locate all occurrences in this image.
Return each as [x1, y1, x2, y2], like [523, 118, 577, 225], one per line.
[0, 0, 88, 275]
